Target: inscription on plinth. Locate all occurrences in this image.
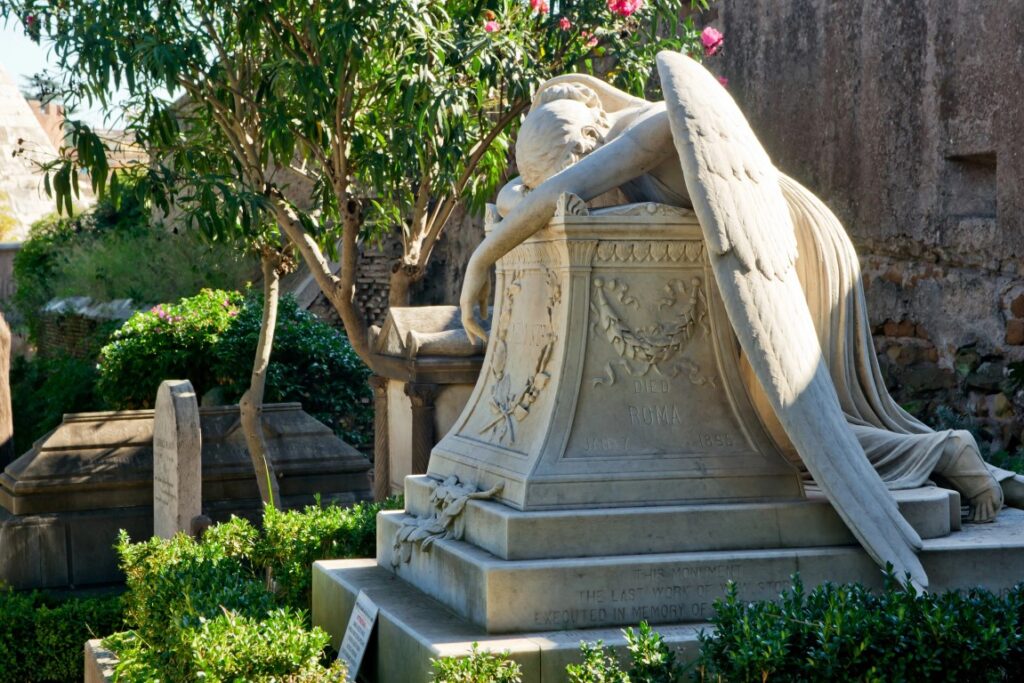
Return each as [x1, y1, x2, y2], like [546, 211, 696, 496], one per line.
[153, 380, 202, 539]
[530, 562, 742, 629]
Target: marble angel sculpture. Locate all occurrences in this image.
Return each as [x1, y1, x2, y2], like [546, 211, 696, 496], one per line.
[459, 52, 1024, 590]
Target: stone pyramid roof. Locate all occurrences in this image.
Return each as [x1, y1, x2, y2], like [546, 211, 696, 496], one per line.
[0, 64, 61, 241]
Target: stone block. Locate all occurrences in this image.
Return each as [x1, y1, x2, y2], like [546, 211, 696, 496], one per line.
[427, 206, 803, 511]
[378, 510, 883, 633]
[966, 361, 1006, 392]
[401, 476, 956, 561]
[0, 403, 371, 590]
[153, 380, 202, 539]
[312, 559, 705, 683]
[68, 508, 151, 585]
[376, 503, 1022, 635]
[0, 511, 68, 589]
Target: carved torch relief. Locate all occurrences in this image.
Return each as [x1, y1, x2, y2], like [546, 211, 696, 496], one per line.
[478, 264, 563, 445]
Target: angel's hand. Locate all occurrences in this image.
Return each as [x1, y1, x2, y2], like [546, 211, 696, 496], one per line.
[460, 261, 491, 346]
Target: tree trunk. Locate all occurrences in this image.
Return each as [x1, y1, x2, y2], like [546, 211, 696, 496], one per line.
[239, 251, 283, 509]
[388, 262, 424, 307]
[269, 194, 376, 370]
[0, 314, 12, 469]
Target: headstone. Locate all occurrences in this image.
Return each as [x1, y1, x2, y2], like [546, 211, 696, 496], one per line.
[152, 379, 201, 539]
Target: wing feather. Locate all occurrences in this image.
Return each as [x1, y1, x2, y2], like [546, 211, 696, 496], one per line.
[657, 51, 928, 589]
[657, 54, 796, 279]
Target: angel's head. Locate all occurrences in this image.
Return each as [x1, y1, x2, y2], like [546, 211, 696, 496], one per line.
[516, 82, 610, 189]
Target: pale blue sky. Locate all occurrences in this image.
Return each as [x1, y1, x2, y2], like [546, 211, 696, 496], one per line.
[1, 20, 126, 127]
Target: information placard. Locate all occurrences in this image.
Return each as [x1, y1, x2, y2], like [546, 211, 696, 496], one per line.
[337, 590, 379, 682]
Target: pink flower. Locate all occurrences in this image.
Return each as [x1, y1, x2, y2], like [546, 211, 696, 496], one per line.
[607, 0, 643, 17]
[559, 17, 572, 31]
[484, 19, 500, 32]
[529, 0, 549, 14]
[717, 76, 729, 87]
[581, 30, 599, 48]
[701, 26, 724, 56]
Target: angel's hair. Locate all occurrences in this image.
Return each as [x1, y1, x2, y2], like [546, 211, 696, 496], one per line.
[516, 83, 610, 189]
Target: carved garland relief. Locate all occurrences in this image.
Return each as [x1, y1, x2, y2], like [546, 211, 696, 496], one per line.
[590, 276, 714, 387]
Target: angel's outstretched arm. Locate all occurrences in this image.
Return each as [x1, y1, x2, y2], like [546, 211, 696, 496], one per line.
[460, 103, 675, 342]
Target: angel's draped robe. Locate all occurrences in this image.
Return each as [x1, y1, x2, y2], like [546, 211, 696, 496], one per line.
[614, 171, 1010, 498]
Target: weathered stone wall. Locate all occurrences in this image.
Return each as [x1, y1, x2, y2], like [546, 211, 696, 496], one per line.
[717, 0, 1024, 448]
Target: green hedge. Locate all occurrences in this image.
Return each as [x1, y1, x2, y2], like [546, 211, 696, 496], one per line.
[0, 589, 124, 683]
[696, 574, 1024, 682]
[431, 574, 1024, 683]
[104, 498, 400, 681]
[96, 289, 245, 408]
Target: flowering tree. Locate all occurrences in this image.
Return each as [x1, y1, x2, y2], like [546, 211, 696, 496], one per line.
[1, 0, 716, 505]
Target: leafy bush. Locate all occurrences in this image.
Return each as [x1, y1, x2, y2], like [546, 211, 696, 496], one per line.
[97, 289, 244, 408]
[211, 293, 374, 446]
[0, 587, 124, 683]
[96, 289, 373, 445]
[12, 188, 255, 343]
[104, 499, 397, 680]
[986, 448, 1024, 475]
[105, 610, 346, 683]
[259, 498, 402, 610]
[431, 643, 523, 683]
[567, 622, 682, 683]
[10, 353, 103, 454]
[696, 573, 1024, 682]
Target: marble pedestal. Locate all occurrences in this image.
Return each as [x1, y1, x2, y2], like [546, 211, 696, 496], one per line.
[313, 203, 1024, 681]
[313, 500, 1024, 682]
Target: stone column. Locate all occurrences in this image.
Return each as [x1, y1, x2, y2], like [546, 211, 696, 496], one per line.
[369, 375, 390, 501]
[405, 382, 440, 476]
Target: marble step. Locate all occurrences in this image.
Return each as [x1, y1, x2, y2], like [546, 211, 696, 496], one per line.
[403, 475, 960, 561]
[376, 507, 1024, 633]
[311, 558, 707, 683]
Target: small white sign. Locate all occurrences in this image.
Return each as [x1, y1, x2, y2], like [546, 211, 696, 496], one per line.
[338, 590, 379, 682]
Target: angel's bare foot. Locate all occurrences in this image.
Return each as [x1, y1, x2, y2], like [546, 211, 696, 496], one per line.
[1001, 474, 1024, 509]
[967, 484, 1003, 523]
[932, 431, 1003, 522]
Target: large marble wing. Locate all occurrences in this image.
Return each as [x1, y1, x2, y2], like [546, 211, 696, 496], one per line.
[656, 51, 929, 589]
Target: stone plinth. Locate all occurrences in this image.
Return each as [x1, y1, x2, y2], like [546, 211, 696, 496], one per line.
[379, 477, 960, 634]
[427, 203, 802, 510]
[0, 403, 371, 589]
[313, 508, 1024, 682]
[312, 559, 707, 683]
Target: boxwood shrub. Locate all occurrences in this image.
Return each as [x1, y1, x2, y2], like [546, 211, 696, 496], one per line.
[0, 588, 124, 683]
[103, 498, 400, 681]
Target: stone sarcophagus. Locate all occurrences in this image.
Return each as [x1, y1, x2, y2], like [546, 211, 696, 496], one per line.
[426, 198, 802, 509]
